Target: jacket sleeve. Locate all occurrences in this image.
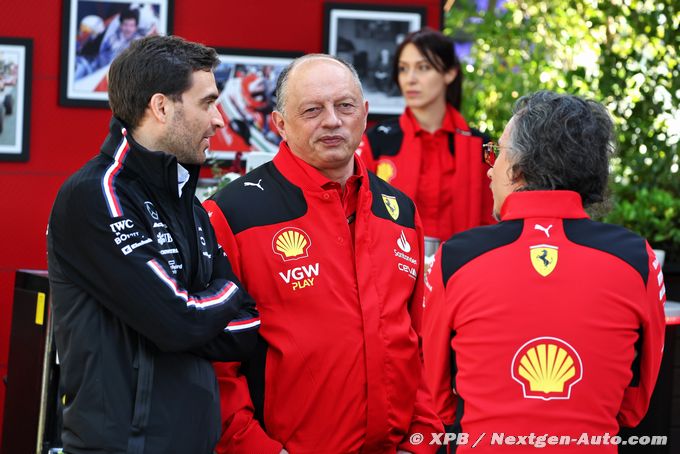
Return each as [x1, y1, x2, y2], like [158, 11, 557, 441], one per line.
[203, 199, 283, 453]
[49, 177, 253, 353]
[421, 246, 458, 426]
[356, 133, 377, 172]
[398, 210, 444, 454]
[190, 232, 260, 361]
[617, 242, 666, 427]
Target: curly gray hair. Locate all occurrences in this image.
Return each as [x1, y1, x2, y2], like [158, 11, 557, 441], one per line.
[507, 90, 616, 206]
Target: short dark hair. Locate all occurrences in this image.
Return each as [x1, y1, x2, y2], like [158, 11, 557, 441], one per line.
[119, 8, 139, 25]
[108, 35, 218, 129]
[392, 27, 463, 110]
[508, 91, 616, 206]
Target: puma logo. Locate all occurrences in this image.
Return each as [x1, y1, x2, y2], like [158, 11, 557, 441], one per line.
[244, 179, 264, 191]
[377, 125, 392, 134]
[534, 224, 553, 238]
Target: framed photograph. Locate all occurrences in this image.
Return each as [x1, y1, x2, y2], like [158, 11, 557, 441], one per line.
[208, 48, 301, 161]
[0, 37, 32, 162]
[60, 0, 173, 107]
[324, 3, 426, 117]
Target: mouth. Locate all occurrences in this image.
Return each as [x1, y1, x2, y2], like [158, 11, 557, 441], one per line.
[319, 135, 345, 146]
[200, 135, 212, 152]
[405, 91, 420, 97]
[202, 131, 215, 143]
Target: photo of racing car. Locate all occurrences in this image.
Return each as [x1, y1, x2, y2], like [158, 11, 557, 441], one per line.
[208, 50, 300, 160]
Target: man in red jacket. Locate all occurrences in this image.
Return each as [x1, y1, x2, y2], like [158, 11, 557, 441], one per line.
[204, 54, 442, 453]
[422, 91, 666, 453]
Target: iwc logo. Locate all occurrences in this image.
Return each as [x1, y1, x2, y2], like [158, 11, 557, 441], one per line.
[511, 336, 582, 400]
[272, 227, 312, 262]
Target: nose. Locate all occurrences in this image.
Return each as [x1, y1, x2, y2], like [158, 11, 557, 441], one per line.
[405, 68, 418, 83]
[211, 104, 225, 129]
[487, 167, 493, 180]
[321, 106, 342, 128]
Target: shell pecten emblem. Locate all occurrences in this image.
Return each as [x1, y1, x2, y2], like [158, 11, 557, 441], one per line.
[511, 337, 582, 400]
[376, 160, 396, 183]
[272, 227, 312, 262]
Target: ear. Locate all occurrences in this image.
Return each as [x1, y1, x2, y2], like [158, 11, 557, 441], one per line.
[444, 68, 458, 85]
[509, 166, 526, 188]
[148, 93, 173, 124]
[272, 111, 287, 141]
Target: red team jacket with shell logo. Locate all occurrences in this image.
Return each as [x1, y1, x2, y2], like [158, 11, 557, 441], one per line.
[204, 143, 442, 453]
[357, 106, 495, 240]
[422, 191, 666, 453]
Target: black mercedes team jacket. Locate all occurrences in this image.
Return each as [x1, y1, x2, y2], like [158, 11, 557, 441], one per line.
[47, 118, 260, 454]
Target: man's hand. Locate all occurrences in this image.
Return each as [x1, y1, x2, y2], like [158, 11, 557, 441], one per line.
[280, 450, 289, 454]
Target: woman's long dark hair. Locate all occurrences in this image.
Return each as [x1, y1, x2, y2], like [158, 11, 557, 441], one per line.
[392, 27, 463, 110]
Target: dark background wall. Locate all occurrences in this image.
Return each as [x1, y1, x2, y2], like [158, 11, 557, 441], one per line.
[0, 0, 441, 439]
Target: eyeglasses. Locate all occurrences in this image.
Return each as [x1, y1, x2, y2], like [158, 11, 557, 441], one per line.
[483, 142, 501, 167]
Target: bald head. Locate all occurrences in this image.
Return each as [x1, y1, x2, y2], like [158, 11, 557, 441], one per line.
[270, 53, 368, 186]
[275, 54, 364, 116]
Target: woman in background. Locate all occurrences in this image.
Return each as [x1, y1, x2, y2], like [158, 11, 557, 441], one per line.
[358, 28, 494, 255]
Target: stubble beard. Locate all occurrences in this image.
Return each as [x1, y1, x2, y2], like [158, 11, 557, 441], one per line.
[165, 110, 206, 165]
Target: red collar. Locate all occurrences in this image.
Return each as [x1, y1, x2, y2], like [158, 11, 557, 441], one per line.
[500, 191, 590, 220]
[402, 104, 468, 136]
[272, 141, 365, 192]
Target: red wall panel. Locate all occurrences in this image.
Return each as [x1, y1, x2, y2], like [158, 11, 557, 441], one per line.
[0, 0, 441, 441]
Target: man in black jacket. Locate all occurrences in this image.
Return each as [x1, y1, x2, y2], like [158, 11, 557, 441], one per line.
[47, 35, 260, 454]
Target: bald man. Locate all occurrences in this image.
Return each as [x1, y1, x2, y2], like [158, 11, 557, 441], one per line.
[204, 55, 442, 454]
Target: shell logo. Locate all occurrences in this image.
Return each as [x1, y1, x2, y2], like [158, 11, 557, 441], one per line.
[272, 227, 311, 262]
[511, 337, 583, 400]
[376, 160, 397, 183]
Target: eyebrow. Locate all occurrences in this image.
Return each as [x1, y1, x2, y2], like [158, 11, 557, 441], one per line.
[299, 94, 358, 107]
[202, 93, 219, 103]
[398, 58, 428, 64]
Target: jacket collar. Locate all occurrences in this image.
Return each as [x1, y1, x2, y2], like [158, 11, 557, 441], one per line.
[100, 117, 201, 199]
[401, 104, 469, 137]
[272, 141, 366, 193]
[501, 190, 589, 220]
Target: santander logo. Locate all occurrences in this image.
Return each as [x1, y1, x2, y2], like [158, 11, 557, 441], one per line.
[397, 230, 411, 253]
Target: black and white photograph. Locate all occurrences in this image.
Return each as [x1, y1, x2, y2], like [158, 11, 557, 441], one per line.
[324, 3, 425, 116]
[60, 0, 173, 107]
[208, 49, 301, 161]
[0, 38, 32, 162]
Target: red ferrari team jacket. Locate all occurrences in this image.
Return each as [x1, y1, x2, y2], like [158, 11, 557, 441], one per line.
[422, 191, 666, 453]
[357, 106, 495, 241]
[204, 142, 442, 454]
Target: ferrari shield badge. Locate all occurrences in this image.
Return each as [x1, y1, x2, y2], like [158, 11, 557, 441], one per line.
[381, 194, 399, 221]
[530, 244, 558, 277]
